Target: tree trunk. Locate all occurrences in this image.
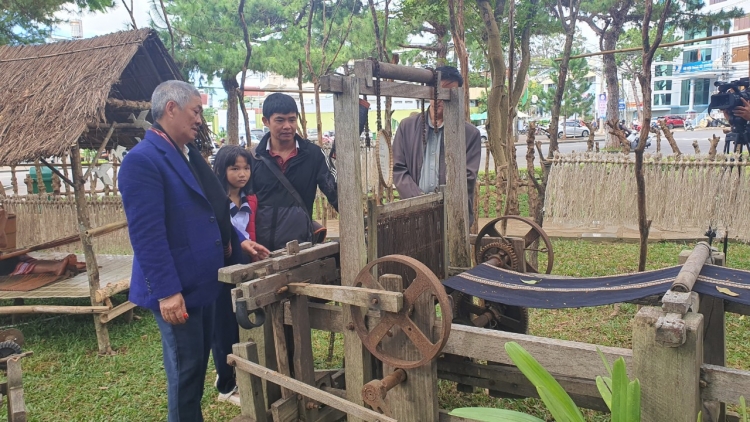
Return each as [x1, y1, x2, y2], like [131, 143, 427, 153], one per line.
[298, 60, 308, 136]
[448, 0, 470, 121]
[223, 76, 240, 145]
[314, 78, 323, 146]
[603, 32, 621, 149]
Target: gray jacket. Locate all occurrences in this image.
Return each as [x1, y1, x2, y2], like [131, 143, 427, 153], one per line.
[392, 112, 482, 224]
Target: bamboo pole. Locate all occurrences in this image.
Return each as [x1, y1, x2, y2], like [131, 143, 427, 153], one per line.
[10, 165, 17, 195]
[0, 305, 109, 315]
[70, 144, 112, 355]
[61, 153, 71, 195]
[34, 159, 45, 195]
[84, 220, 127, 237]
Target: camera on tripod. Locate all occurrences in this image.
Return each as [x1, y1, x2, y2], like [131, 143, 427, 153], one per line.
[708, 77, 749, 150]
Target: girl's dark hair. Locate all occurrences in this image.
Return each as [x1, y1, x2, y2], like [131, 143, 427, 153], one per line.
[213, 145, 254, 193]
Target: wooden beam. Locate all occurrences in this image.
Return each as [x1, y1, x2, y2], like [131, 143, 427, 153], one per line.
[287, 283, 403, 313]
[377, 192, 443, 216]
[99, 301, 137, 323]
[333, 75, 371, 421]
[634, 307, 703, 422]
[320, 75, 450, 100]
[106, 98, 151, 110]
[228, 352, 397, 422]
[366, 61, 438, 84]
[672, 243, 711, 292]
[0, 305, 109, 315]
[219, 243, 339, 284]
[701, 364, 750, 406]
[232, 342, 269, 422]
[443, 87, 471, 269]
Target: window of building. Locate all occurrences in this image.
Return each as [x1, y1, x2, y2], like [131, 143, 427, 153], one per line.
[654, 94, 672, 106]
[654, 80, 672, 91]
[733, 46, 749, 63]
[735, 14, 750, 31]
[655, 65, 673, 77]
[682, 48, 712, 63]
[684, 28, 712, 46]
[680, 79, 710, 106]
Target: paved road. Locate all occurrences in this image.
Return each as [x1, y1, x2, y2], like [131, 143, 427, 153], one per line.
[479, 127, 730, 170]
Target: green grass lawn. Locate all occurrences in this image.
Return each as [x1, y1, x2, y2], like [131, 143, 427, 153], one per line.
[3, 239, 749, 421]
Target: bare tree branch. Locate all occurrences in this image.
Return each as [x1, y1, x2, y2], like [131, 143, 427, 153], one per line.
[121, 0, 137, 30]
[158, 0, 174, 57]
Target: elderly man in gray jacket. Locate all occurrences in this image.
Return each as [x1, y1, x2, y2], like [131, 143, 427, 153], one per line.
[392, 66, 482, 225]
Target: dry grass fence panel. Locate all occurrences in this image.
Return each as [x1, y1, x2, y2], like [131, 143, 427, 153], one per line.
[545, 152, 750, 240]
[0, 195, 131, 254]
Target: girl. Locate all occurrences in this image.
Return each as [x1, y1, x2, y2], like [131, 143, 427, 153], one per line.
[212, 145, 268, 405]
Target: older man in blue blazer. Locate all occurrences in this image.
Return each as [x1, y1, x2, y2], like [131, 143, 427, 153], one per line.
[120, 80, 268, 421]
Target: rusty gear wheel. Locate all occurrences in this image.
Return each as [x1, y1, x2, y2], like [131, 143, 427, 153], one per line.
[479, 241, 520, 271]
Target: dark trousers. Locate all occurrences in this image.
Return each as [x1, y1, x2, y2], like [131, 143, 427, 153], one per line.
[211, 283, 240, 394]
[153, 303, 214, 422]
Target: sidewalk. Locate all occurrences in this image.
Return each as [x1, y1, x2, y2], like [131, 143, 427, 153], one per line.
[318, 217, 706, 243]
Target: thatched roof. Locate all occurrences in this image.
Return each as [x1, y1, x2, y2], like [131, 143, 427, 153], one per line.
[0, 29, 210, 165]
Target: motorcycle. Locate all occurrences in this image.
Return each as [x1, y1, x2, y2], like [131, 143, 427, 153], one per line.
[684, 120, 694, 131]
[627, 131, 652, 150]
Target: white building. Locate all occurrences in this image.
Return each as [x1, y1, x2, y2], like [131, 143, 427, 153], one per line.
[651, 0, 748, 120]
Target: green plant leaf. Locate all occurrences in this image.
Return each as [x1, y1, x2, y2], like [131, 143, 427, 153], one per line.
[741, 396, 747, 422]
[596, 376, 613, 410]
[449, 407, 546, 422]
[597, 347, 613, 377]
[611, 358, 630, 422]
[627, 379, 641, 422]
[505, 342, 585, 422]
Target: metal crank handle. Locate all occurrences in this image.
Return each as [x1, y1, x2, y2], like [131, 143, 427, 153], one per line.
[234, 297, 266, 329]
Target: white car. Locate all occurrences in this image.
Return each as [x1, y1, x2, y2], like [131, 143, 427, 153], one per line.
[477, 125, 487, 142]
[557, 121, 590, 138]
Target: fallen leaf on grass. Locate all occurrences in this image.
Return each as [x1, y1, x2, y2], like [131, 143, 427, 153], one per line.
[521, 279, 540, 285]
[716, 286, 740, 297]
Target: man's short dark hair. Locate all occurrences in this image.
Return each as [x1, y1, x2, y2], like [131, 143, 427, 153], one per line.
[435, 66, 463, 87]
[262, 93, 299, 119]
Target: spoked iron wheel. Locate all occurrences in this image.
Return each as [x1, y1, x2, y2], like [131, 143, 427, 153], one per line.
[474, 215, 554, 274]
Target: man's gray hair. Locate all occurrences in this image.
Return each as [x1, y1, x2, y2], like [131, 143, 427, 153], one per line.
[151, 80, 201, 122]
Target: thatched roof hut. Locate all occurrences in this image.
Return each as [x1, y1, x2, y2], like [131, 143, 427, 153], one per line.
[0, 28, 210, 165]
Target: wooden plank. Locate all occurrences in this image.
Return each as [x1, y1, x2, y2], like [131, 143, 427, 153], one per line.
[270, 395, 298, 422]
[268, 302, 294, 399]
[5, 357, 26, 422]
[287, 283, 403, 313]
[443, 87, 471, 269]
[437, 359, 608, 412]
[99, 301, 136, 323]
[219, 243, 339, 284]
[701, 364, 750, 406]
[319, 75, 450, 101]
[232, 342, 269, 422]
[380, 274, 439, 421]
[238, 258, 338, 310]
[366, 198, 379, 264]
[239, 318, 281, 408]
[377, 192, 443, 216]
[442, 323, 633, 381]
[291, 295, 318, 421]
[723, 302, 750, 316]
[633, 307, 703, 422]
[333, 75, 371, 421]
[228, 353, 397, 422]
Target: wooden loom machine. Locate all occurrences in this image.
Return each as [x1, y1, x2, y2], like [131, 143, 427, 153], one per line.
[218, 61, 560, 422]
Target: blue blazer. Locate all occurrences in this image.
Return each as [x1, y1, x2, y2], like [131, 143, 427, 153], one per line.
[119, 130, 225, 311]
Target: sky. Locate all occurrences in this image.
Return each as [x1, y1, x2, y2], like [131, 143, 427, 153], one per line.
[53, 0, 153, 39]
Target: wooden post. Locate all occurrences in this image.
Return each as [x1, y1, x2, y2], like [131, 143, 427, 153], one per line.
[366, 198, 379, 263]
[239, 319, 281, 407]
[290, 295, 319, 421]
[633, 306, 703, 422]
[232, 342, 269, 422]
[333, 75, 372, 420]
[10, 165, 18, 195]
[380, 274, 439, 421]
[34, 159, 46, 195]
[679, 249, 727, 422]
[443, 87, 471, 269]
[70, 145, 112, 355]
[61, 153, 71, 195]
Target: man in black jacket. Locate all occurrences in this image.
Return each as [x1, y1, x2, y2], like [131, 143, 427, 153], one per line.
[251, 93, 338, 251]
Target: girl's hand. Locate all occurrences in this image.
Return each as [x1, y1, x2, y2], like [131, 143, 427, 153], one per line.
[240, 240, 270, 261]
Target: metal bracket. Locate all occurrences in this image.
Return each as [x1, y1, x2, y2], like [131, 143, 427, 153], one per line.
[235, 297, 266, 329]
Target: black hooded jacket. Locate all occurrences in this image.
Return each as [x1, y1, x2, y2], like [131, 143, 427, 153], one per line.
[251, 133, 338, 251]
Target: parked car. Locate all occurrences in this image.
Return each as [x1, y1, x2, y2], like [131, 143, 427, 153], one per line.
[557, 120, 590, 138]
[477, 125, 487, 142]
[307, 128, 318, 142]
[251, 128, 266, 140]
[322, 131, 335, 146]
[658, 115, 685, 130]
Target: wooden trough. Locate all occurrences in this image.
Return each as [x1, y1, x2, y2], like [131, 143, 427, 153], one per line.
[222, 61, 750, 422]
